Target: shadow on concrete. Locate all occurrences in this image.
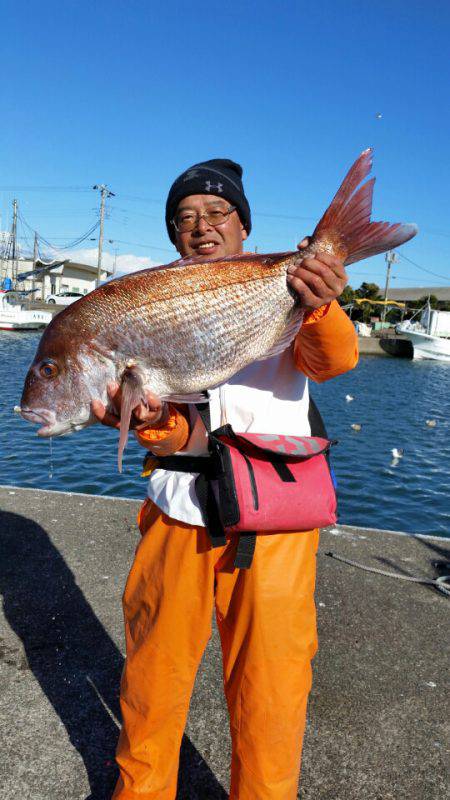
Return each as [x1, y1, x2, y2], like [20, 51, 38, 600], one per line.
[0, 511, 227, 800]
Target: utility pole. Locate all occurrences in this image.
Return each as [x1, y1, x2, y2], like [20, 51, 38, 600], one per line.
[11, 199, 18, 283]
[93, 184, 115, 287]
[33, 231, 39, 297]
[381, 250, 398, 324]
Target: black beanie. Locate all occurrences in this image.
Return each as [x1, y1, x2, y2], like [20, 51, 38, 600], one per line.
[165, 158, 251, 244]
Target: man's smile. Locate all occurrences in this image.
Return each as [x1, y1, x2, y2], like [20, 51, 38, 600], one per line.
[196, 241, 218, 249]
[191, 240, 221, 255]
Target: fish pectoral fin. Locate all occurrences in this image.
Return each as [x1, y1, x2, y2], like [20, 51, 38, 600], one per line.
[256, 307, 304, 362]
[118, 366, 146, 472]
[161, 391, 209, 404]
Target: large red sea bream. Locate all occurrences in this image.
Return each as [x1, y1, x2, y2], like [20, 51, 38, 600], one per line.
[17, 149, 417, 468]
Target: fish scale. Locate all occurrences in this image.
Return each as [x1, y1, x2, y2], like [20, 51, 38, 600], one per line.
[84, 256, 295, 398]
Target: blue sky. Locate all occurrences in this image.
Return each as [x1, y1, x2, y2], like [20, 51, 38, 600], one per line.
[1, 0, 449, 289]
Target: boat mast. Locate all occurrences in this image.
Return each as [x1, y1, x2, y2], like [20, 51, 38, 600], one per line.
[32, 231, 38, 296]
[426, 296, 432, 335]
[11, 199, 18, 285]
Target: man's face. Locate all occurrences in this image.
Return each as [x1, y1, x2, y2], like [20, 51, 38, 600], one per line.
[173, 194, 248, 260]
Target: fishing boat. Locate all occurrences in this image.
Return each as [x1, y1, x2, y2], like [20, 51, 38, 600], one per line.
[0, 290, 52, 331]
[396, 303, 450, 362]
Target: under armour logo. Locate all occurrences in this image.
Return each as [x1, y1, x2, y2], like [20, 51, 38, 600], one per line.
[183, 169, 201, 181]
[205, 181, 223, 193]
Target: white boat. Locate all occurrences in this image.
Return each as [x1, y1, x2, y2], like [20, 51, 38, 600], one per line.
[0, 290, 52, 331]
[396, 304, 450, 362]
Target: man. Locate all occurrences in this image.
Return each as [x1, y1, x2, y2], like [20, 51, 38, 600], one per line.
[93, 159, 358, 800]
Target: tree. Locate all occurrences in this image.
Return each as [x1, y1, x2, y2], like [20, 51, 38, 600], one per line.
[355, 282, 381, 300]
[338, 284, 355, 306]
[419, 294, 439, 308]
[407, 294, 440, 312]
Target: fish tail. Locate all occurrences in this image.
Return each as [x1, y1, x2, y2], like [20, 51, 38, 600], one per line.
[117, 366, 146, 472]
[311, 148, 418, 264]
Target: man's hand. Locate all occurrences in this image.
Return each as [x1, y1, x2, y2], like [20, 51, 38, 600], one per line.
[286, 237, 348, 311]
[91, 382, 166, 430]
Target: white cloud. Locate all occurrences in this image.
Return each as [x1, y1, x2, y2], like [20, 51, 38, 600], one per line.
[50, 247, 162, 275]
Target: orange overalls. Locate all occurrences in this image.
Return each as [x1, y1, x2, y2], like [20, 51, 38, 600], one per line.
[113, 301, 358, 800]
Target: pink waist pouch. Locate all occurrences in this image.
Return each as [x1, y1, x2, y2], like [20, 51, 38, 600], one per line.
[208, 426, 338, 533]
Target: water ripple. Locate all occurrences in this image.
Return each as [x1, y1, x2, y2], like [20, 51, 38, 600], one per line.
[1, 333, 449, 537]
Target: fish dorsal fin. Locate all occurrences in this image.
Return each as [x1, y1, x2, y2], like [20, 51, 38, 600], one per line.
[256, 307, 304, 362]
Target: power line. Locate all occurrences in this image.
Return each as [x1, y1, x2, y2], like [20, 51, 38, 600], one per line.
[0, 185, 91, 192]
[2, 184, 450, 239]
[3, 186, 450, 249]
[396, 252, 450, 283]
[114, 239, 177, 254]
[18, 209, 100, 252]
[119, 193, 163, 205]
[17, 234, 97, 240]
[348, 272, 446, 285]
[254, 212, 316, 221]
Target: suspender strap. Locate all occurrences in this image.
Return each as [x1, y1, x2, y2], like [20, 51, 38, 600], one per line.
[308, 395, 328, 438]
[196, 400, 211, 432]
[194, 472, 227, 548]
[234, 532, 257, 569]
[195, 400, 256, 564]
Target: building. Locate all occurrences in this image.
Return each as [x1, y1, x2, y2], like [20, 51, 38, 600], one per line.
[386, 286, 450, 308]
[1, 257, 114, 299]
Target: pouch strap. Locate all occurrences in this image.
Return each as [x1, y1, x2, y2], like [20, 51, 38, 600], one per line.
[153, 454, 213, 474]
[149, 450, 226, 548]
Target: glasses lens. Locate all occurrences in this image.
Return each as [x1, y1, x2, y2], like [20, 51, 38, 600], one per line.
[175, 212, 197, 232]
[174, 206, 233, 232]
[204, 210, 228, 226]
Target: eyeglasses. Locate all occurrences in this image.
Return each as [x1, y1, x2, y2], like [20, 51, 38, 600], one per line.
[171, 205, 236, 233]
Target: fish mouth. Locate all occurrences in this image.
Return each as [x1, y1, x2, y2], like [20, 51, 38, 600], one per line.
[16, 405, 62, 436]
[16, 404, 92, 436]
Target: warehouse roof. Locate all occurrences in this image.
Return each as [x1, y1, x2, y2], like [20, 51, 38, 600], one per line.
[387, 286, 450, 301]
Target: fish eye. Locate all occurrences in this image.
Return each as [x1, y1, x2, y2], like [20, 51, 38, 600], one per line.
[39, 359, 59, 379]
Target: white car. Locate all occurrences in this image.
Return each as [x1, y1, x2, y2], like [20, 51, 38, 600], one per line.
[46, 291, 84, 306]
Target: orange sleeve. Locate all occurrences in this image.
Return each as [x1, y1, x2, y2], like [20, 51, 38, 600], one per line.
[134, 404, 190, 456]
[294, 300, 358, 383]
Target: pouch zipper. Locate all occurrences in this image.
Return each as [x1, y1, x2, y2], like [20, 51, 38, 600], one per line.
[243, 454, 259, 510]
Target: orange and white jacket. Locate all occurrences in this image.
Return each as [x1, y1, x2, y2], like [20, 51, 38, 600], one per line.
[136, 301, 358, 526]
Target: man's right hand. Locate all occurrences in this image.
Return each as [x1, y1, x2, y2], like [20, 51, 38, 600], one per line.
[91, 382, 167, 431]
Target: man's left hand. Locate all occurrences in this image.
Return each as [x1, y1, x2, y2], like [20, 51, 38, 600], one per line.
[286, 237, 348, 311]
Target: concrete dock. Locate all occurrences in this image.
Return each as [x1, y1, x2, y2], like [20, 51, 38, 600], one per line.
[357, 334, 413, 357]
[0, 485, 448, 799]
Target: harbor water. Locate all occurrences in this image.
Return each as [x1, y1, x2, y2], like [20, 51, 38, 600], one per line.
[1, 331, 449, 538]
